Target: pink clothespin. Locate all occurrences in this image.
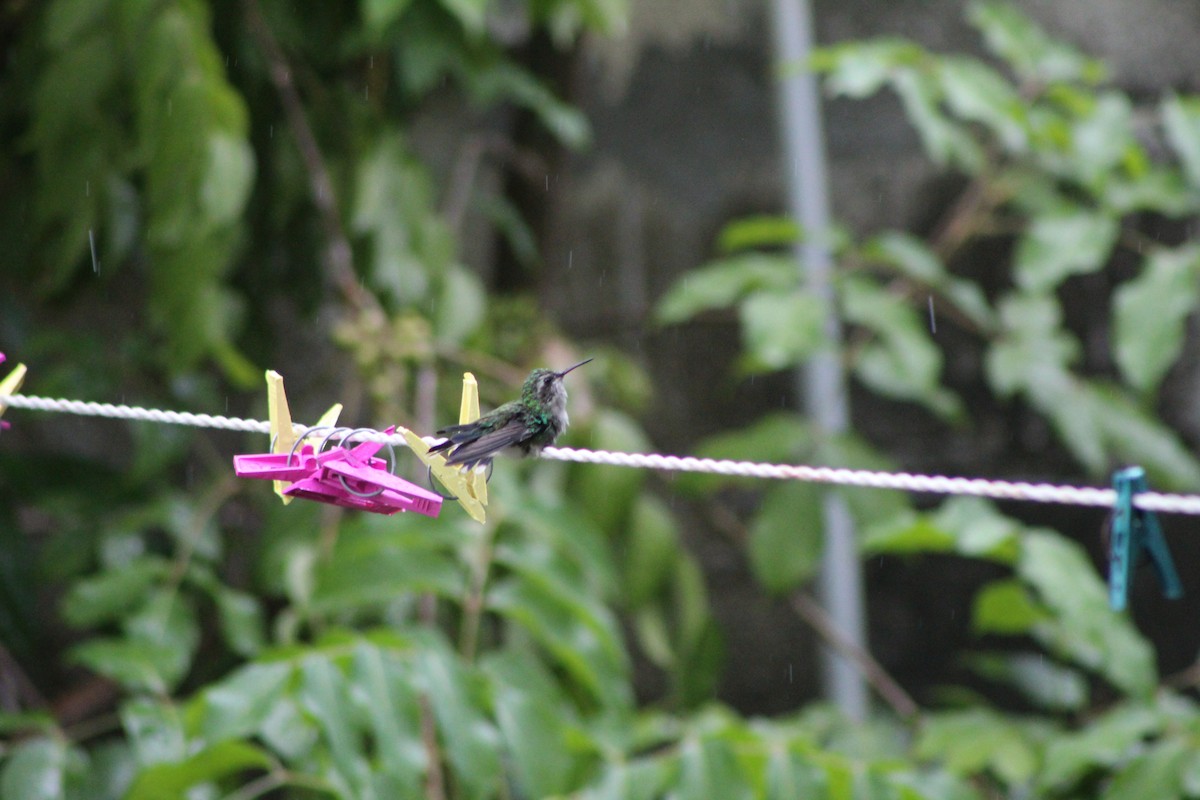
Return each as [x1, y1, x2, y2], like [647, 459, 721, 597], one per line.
[235, 424, 442, 518]
[304, 457, 443, 517]
[281, 426, 442, 518]
[233, 440, 388, 482]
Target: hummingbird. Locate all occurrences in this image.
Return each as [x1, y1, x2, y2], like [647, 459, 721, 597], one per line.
[429, 359, 592, 468]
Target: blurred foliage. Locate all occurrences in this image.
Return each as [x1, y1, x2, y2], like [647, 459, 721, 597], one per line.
[655, 1, 1200, 798]
[7, 0, 1200, 798]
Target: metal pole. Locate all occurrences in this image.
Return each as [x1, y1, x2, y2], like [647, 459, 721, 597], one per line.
[769, 0, 869, 719]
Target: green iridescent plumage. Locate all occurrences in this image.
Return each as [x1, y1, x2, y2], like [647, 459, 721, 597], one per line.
[429, 359, 591, 467]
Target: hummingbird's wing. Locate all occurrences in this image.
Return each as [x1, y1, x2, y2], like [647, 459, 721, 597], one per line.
[433, 417, 530, 467]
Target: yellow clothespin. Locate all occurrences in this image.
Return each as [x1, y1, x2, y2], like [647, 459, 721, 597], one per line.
[265, 370, 342, 503]
[0, 358, 27, 423]
[403, 372, 488, 523]
[458, 373, 489, 509]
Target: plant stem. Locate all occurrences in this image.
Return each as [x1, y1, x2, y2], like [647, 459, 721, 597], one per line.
[789, 591, 920, 721]
[458, 522, 497, 663]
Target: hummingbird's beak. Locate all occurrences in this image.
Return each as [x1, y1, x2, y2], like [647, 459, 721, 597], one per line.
[557, 358, 593, 377]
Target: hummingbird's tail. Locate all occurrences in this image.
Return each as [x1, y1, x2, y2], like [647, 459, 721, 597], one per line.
[430, 418, 528, 468]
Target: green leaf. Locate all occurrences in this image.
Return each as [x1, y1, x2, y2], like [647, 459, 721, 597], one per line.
[488, 567, 630, 709]
[938, 56, 1027, 151]
[624, 495, 681, 607]
[655, 254, 798, 324]
[572, 409, 651, 533]
[972, 579, 1046, 634]
[0, 738, 67, 800]
[739, 290, 827, 371]
[200, 133, 254, 227]
[212, 587, 266, 657]
[121, 697, 187, 766]
[351, 136, 435, 304]
[841, 276, 962, 419]
[985, 292, 1079, 397]
[190, 661, 293, 743]
[916, 709, 1040, 785]
[350, 643, 424, 795]
[1039, 701, 1163, 791]
[122, 589, 200, 689]
[579, 755, 678, 800]
[748, 483, 823, 593]
[891, 69, 983, 170]
[1087, 383, 1200, 490]
[124, 741, 272, 800]
[414, 637, 504, 799]
[1018, 531, 1156, 695]
[967, 0, 1105, 84]
[717, 215, 803, 253]
[1067, 93, 1140, 189]
[298, 653, 370, 795]
[436, 0, 488, 36]
[934, 497, 1022, 561]
[61, 557, 168, 627]
[70, 638, 173, 694]
[765, 744, 828, 798]
[860, 231, 994, 328]
[862, 512, 955, 555]
[809, 39, 925, 99]
[1015, 209, 1118, 292]
[1102, 165, 1197, 216]
[43, 0, 111, 50]
[1100, 735, 1188, 800]
[472, 63, 590, 148]
[312, 519, 465, 611]
[486, 650, 581, 798]
[363, 0, 413, 35]
[864, 498, 1020, 562]
[669, 558, 723, 706]
[966, 652, 1088, 711]
[436, 265, 486, 344]
[1113, 245, 1200, 393]
[0, 712, 57, 736]
[1162, 94, 1200, 188]
[676, 733, 755, 800]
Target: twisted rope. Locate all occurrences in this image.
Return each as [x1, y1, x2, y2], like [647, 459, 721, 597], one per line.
[6, 393, 1200, 515]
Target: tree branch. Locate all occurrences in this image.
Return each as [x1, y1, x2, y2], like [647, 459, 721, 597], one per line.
[788, 591, 920, 721]
[242, 0, 376, 314]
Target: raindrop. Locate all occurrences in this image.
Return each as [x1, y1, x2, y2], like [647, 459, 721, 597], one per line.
[788, 663, 794, 683]
[88, 229, 99, 274]
[545, 175, 550, 192]
[568, 250, 573, 270]
[167, 98, 172, 116]
[928, 295, 936, 334]
[85, 180, 89, 196]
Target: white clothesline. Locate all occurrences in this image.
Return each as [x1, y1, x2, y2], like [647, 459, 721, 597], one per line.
[4, 392, 1200, 515]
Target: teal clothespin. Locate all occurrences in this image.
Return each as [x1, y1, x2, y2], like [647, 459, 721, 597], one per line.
[1108, 466, 1183, 611]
